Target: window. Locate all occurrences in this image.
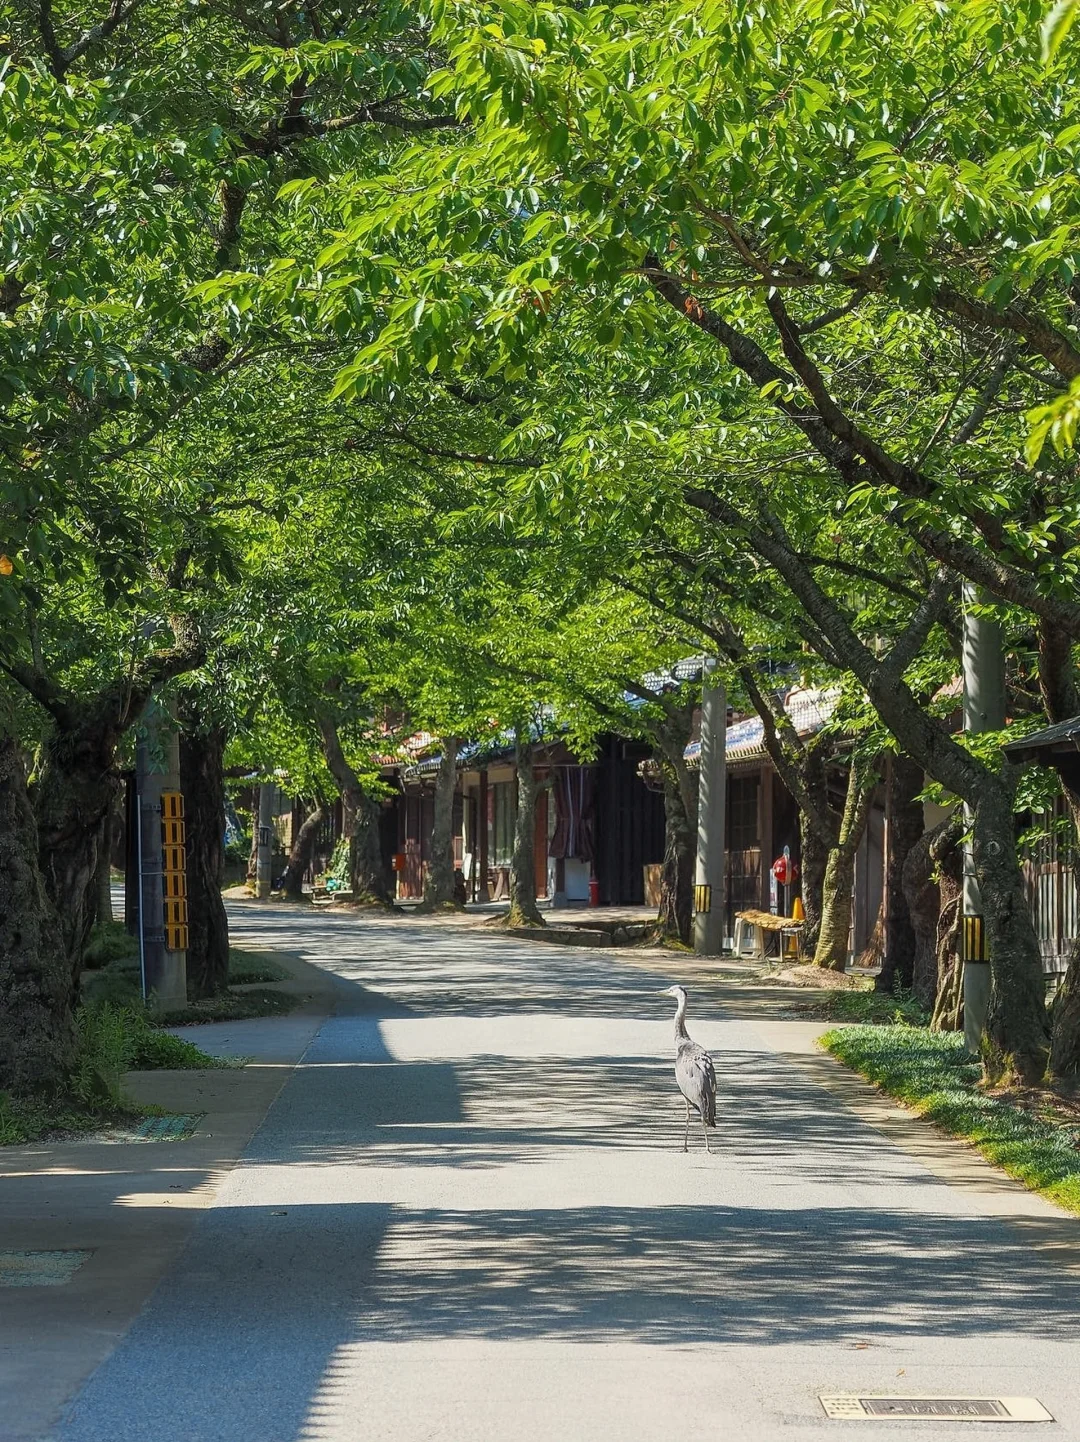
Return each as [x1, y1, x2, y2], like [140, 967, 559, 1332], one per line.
[492, 781, 516, 866]
[727, 774, 760, 851]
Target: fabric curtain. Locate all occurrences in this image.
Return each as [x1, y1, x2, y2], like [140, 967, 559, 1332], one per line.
[549, 767, 595, 863]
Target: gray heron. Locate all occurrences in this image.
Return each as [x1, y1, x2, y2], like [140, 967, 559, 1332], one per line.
[662, 984, 717, 1153]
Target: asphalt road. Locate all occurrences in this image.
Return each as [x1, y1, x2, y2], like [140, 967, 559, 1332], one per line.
[55, 906, 1080, 1440]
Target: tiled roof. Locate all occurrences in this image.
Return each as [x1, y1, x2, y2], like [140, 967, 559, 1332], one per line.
[684, 686, 839, 766]
[1002, 715, 1080, 760]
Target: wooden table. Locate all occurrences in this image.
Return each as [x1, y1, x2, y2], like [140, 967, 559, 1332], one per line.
[733, 908, 805, 961]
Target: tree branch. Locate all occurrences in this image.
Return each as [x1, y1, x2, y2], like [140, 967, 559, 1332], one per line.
[649, 263, 1080, 639]
[0, 651, 72, 725]
[39, 0, 144, 78]
[879, 567, 954, 682]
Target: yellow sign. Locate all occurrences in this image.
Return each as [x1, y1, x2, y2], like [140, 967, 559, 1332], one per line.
[165, 924, 189, 952]
[694, 883, 711, 914]
[963, 914, 988, 963]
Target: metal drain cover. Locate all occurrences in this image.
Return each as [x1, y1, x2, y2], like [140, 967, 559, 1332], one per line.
[820, 1396, 1053, 1422]
[132, 1114, 202, 1141]
[0, 1251, 93, 1287]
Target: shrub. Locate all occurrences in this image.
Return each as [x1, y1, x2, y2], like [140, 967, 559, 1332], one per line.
[82, 920, 139, 970]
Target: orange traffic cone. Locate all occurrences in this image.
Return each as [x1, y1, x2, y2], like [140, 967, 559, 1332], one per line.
[787, 894, 804, 956]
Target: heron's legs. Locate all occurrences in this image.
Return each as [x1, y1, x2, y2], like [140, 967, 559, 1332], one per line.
[683, 1098, 690, 1152]
[701, 1115, 712, 1154]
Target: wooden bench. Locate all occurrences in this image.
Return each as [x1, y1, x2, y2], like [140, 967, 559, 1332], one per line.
[733, 908, 804, 961]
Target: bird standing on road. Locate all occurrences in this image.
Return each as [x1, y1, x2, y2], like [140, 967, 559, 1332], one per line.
[663, 985, 717, 1153]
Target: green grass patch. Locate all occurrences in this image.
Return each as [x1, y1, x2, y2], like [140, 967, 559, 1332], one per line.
[819, 986, 928, 1027]
[821, 1024, 1080, 1215]
[81, 941, 296, 1021]
[163, 987, 301, 1026]
[82, 920, 139, 970]
[0, 1002, 233, 1146]
[0, 1093, 132, 1146]
[228, 946, 288, 984]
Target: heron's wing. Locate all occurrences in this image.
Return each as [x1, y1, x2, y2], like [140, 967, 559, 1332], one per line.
[675, 1043, 717, 1119]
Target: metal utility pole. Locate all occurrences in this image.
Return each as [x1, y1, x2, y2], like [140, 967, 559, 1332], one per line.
[962, 583, 1006, 1053]
[255, 781, 276, 898]
[694, 660, 727, 955]
[135, 699, 187, 1011]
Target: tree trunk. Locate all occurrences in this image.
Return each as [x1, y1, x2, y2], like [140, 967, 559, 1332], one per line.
[814, 847, 856, 970]
[315, 707, 391, 905]
[349, 791, 391, 903]
[903, 814, 962, 1012]
[94, 807, 114, 926]
[0, 735, 76, 1096]
[1050, 938, 1080, 1079]
[33, 716, 119, 981]
[179, 722, 230, 1000]
[1049, 787, 1080, 1077]
[652, 703, 698, 946]
[509, 734, 544, 927]
[931, 849, 964, 1031]
[876, 754, 925, 994]
[1033, 618, 1080, 1077]
[656, 757, 697, 944]
[422, 738, 459, 910]
[813, 761, 876, 970]
[280, 803, 325, 902]
[976, 780, 1052, 1084]
[799, 815, 828, 951]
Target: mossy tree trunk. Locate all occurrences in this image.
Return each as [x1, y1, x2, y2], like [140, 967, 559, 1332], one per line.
[875, 754, 925, 994]
[976, 777, 1053, 1085]
[279, 803, 325, 903]
[16, 617, 204, 983]
[799, 813, 828, 952]
[931, 838, 964, 1031]
[509, 732, 544, 927]
[653, 703, 698, 945]
[94, 807, 114, 926]
[903, 813, 963, 1012]
[813, 760, 876, 970]
[33, 713, 122, 984]
[316, 709, 392, 905]
[179, 718, 230, 999]
[422, 738, 459, 910]
[0, 734, 76, 1096]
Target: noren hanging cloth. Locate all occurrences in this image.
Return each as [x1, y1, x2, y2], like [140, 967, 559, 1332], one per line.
[549, 766, 595, 863]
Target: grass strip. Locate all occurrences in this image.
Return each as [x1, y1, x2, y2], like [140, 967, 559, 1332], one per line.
[821, 1024, 1080, 1216]
[0, 1004, 238, 1146]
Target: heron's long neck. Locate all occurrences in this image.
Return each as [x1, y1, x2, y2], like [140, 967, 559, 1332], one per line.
[673, 997, 689, 1040]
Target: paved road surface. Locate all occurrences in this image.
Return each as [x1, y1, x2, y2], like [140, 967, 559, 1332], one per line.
[54, 906, 1080, 1440]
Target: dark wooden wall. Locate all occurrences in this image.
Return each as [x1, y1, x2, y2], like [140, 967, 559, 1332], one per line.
[594, 735, 666, 905]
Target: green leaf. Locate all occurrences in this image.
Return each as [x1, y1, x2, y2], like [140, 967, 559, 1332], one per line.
[1042, 0, 1080, 61]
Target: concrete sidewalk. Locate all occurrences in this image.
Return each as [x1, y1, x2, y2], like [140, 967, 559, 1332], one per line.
[0, 948, 337, 1442]
[7, 904, 1080, 1442]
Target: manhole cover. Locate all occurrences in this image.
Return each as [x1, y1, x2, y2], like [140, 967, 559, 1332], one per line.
[132, 1114, 202, 1141]
[0, 1251, 93, 1287]
[820, 1396, 1053, 1422]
